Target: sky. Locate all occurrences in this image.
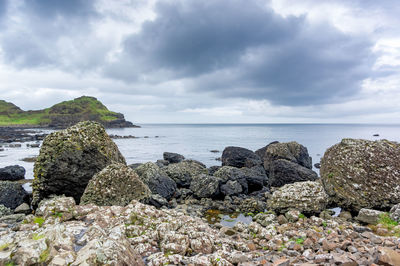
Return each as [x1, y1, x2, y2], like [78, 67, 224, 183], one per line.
[0, 0, 399, 124]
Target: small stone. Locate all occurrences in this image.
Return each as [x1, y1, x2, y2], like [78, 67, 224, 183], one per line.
[277, 215, 287, 225]
[356, 208, 385, 225]
[322, 239, 336, 251]
[273, 258, 290, 266]
[376, 227, 389, 236]
[14, 203, 31, 214]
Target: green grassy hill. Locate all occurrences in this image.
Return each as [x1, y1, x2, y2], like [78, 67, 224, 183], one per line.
[0, 96, 137, 128]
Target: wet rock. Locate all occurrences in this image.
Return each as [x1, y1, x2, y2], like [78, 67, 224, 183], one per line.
[0, 165, 25, 181]
[165, 160, 208, 188]
[80, 163, 150, 206]
[163, 152, 185, 164]
[222, 146, 262, 168]
[190, 174, 220, 198]
[32, 121, 126, 207]
[269, 159, 318, 187]
[321, 138, 400, 212]
[390, 203, 400, 222]
[314, 163, 321, 169]
[135, 162, 176, 200]
[267, 181, 329, 215]
[356, 208, 385, 225]
[0, 181, 28, 209]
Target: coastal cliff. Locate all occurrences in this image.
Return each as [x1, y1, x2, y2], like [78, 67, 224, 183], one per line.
[0, 96, 139, 128]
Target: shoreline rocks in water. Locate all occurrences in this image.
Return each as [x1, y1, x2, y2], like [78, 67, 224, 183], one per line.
[2, 121, 400, 265]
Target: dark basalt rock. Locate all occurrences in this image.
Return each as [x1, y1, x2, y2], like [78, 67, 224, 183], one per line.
[163, 152, 185, 164]
[0, 165, 25, 181]
[222, 146, 262, 168]
[0, 181, 29, 209]
[269, 159, 318, 187]
[190, 174, 220, 199]
[165, 160, 208, 188]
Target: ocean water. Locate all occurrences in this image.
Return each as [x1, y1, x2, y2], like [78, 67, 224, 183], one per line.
[1, 124, 400, 182]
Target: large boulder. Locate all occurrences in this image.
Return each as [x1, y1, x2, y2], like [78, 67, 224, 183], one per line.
[0, 181, 28, 209]
[165, 160, 208, 188]
[258, 141, 313, 173]
[163, 152, 185, 164]
[321, 139, 400, 212]
[267, 181, 329, 215]
[80, 163, 150, 206]
[32, 121, 126, 207]
[134, 162, 177, 200]
[0, 165, 25, 181]
[213, 166, 248, 194]
[268, 159, 318, 187]
[221, 146, 262, 168]
[190, 174, 220, 198]
[356, 208, 385, 225]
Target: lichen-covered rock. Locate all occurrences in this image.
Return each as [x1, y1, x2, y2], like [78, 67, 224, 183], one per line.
[259, 141, 312, 172]
[267, 181, 329, 215]
[165, 160, 208, 187]
[390, 204, 400, 222]
[134, 162, 176, 200]
[356, 208, 385, 225]
[222, 146, 263, 168]
[214, 166, 248, 194]
[80, 163, 150, 206]
[32, 121, 126, 207]
[0, 204, 12, 217]
[190, 174, 220, 198]
[320, 138, 400, 212]
[220, 180, 243, 196]
[268, 159, 318, 187]
[36, 196, 76, 220]
[0, 181, 28, 209]
[0, 165, 25, 181]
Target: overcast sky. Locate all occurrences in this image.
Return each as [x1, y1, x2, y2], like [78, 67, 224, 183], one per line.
[0, 0, 399, 123]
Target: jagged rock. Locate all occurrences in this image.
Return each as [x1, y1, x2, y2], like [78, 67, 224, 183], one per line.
[321, 139, 400, 212]
[35, 196, 76, 220]
[220, 180, 243, 196]
[32, 121, 126, 207]
[134, 162, 177, 200]
[222, 146, 262, 168]
[190, 174, 220, 198]
[80, 163, 150, 206]
[128, 163, 143, 170]
[267, 181, 329, 215]
[240, 165, 268, 192]
[356, 208, 385, 225]
[147, 194, 169, 208]
[259, 141, 313, 173]
[208, 166, 221, 175]
[269, 159, 318, 187]
[0, 204, 12, 217]
[165, 160, 208, 188]
[0, 181, 28, 209]
[390, 203, 400, 222]
[163, 152, 185, 164]
[0, 165, 25, 181]
[214, 166, 248, 194]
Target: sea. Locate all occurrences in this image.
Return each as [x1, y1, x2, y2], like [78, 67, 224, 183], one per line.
[1, 123, 400, 186]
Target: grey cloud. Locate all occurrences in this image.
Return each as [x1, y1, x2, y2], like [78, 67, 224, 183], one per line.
[25, 0, 95, 18]
[111, 0, 375, 106]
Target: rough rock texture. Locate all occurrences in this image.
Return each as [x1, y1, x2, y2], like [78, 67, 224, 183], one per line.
[163, 152, 185, 164]
[214, 166, 248, 194]
[320, 138, 400, 212]
[260, 141, 313, 172]
[135, 162, 177, 200]
[165, 160, 208, 188]
[32, 121, 126, 207]
[222, 146, 263, 168]
[0, 181, 28, 209]
[269, 159, 318, 187]
[267, 181, 329, 215]
[190, 174, 220, 198]
[0, 165, 25, 181]
[0, 204, 12, 217]
[220, 180, 243, 196]
[390, 203, 400, 222]
[80, 163, 150, 206]
[356, 208, 385, 225]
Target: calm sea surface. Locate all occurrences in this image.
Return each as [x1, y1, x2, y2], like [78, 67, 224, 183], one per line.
[1, 124, 400, 181]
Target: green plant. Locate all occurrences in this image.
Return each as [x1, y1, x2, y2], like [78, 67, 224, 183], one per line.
[378, 213, 398, 230]
[322, 221, 328, 228]
[295, 237, 305, 245]
[0, 243, 10, 251]
[53, 211, 63, 218]
[32, 233, 45, 240]
[5, 261, 16, 266]
[39, 248, 50, 263]
[33, 217, 45, 227]
[298, 213, 305, 219]
[327, 229, 332, 234]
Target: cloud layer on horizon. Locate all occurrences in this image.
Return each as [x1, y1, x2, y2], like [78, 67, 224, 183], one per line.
[0, 0, 398, 123]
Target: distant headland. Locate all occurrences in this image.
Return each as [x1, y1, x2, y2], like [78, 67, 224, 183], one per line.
[0, 96, 139, 128]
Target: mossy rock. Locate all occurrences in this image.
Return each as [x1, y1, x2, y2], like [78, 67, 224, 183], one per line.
[321, 138, 400, 213]
[80, 163, 150, 206]
[32, 121, 126, 207]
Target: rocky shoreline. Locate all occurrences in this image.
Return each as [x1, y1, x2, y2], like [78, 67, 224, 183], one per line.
[1, 121, 400, 265]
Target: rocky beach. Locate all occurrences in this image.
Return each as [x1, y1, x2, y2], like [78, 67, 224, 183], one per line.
[1, 121, 400, 265]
